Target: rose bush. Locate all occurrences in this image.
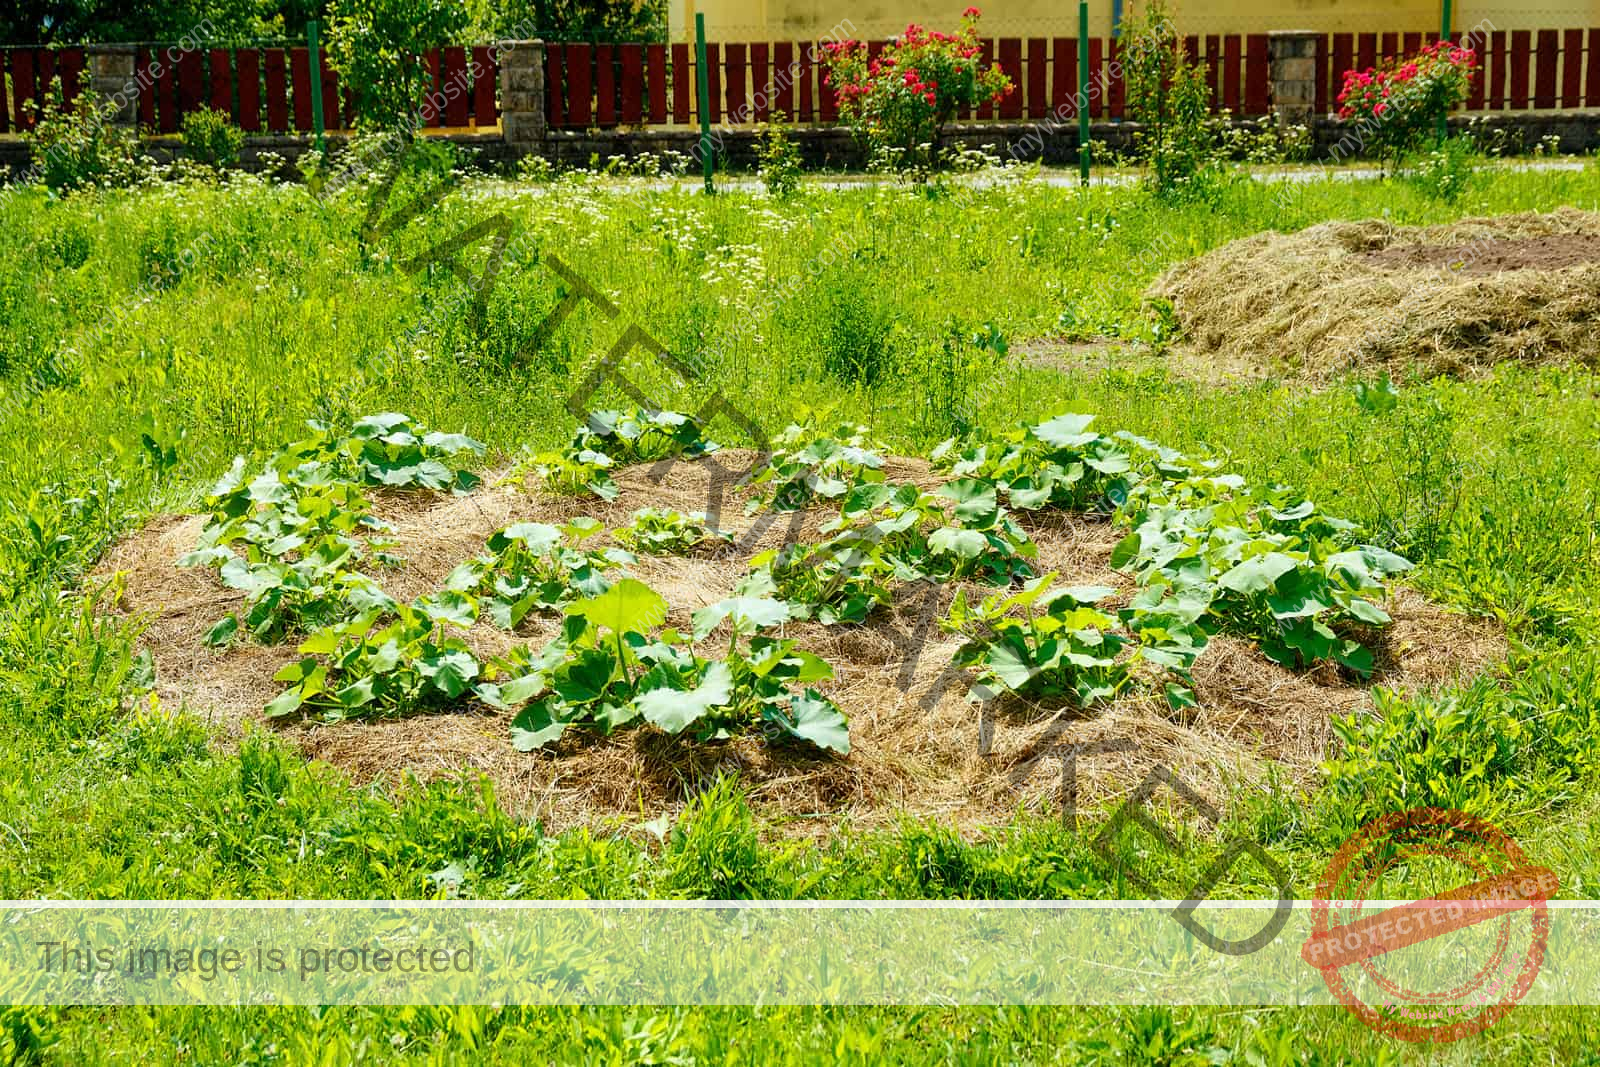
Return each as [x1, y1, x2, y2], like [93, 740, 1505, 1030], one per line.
[819, 7, 1012, 173]
[1337, 41, 1478, 171]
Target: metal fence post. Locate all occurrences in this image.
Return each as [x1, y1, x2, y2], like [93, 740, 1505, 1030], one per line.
[307, 20, 325, 153]
[695, 12, 714, 193]
[1078, 0, 1091, 182]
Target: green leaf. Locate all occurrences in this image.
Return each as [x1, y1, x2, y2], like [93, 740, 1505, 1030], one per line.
[264, 687, 305, 719]
[692, 597, 792, 640]
[765, 690, 850, 754]
[1217, 552, 1301, 595]
[937, 478, 999, 523]
[1345, 597, 1392, 625]
[418, 649, 480, 697]
[414, 590, 478, 629]
[490, 522, 562, 556]
[1109, 532, 1142, 570]
[475, 673, 546, 710]
[204, 614, 239, 647]
[929, 527, 989, 560]
[1030, 412, 1098, 448]
[511, 700, 569, 751]
[568, 578, 668, 635]
[636, 661, 735, 734]
[1165, 682, 1198, 710]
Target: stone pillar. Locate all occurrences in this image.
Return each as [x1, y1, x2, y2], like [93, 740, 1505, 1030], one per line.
[1269, 31, 1322, 126]
[85, 44, 139, 126]
[499, 40, 547, 155]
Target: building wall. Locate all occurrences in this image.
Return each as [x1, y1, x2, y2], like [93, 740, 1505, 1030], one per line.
[672, 0, 1600, 42]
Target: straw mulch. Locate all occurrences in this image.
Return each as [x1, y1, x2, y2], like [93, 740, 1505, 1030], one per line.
[92, 452, 1504, 837]
[1152, 207, 1600, 380]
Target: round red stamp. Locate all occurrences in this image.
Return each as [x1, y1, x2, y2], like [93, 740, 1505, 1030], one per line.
[1300, 807, 1557, 1044]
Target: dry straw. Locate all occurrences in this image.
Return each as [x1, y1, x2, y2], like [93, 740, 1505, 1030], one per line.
[1154, 207, 1600, 380]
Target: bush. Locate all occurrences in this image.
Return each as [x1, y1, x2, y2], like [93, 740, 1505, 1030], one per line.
[180, 106, 245, 168]
[756, 111, 802, 198]
[326, 0, 468, 132]
[819, 7, 1011, 174]
[1121, 0, 1219, 199]
[23, 81, 144, 193]
[1337, 41, 1478, 172]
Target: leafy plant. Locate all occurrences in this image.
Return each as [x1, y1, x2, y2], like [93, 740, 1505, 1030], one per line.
[613, 508, 731, 555]
[480, 580, 848, 754]
[1337, 40, 1478, 172]
[326, 0, 470, 131]
[1111, 467, 1412, 674]
[573, 407, 721, 463]
[819, 9, 1012, 173]
[756, 111, 803, 199]
[506, 446, 618, 500]
[23, 81, 144, 193]
[821, 479, 1036, 586]
[180, 106, 245, 169]
[445, 519, 632, 629]
[943, 575, 1134, 708]
[1120, 0, 1223, 198]
[265, 591, 481, 720]
[932, 412, 1134, 513]
[745, 422, 886, 513]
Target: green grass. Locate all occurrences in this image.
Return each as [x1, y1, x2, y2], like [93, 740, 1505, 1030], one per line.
[4, 160, 1600, 1062]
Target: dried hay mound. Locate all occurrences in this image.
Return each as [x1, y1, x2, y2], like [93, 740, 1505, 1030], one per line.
[1152, 207, 1600, 379]
[92, 454, 1504, 837]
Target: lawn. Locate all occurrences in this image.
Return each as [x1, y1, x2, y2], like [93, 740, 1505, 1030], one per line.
[3, 159, 1600, 1063]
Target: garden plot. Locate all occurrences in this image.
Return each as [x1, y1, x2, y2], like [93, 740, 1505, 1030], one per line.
[1155, 207, 1600, 379]
[92, 413, 1502, 837]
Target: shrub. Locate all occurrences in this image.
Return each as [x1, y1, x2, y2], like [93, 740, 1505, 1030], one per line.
[819, 7, 1011, 174]
[756, 111, 802, 198]
[1120, 0, 1219, 199]
[326, 0, 469, 132]
[1337, 41, 1478, 172]
[23, 81, 143, 193]
[180, 106, 245, 168]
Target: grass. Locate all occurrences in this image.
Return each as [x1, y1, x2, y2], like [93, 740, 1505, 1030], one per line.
[4, 157, 1600, 1061]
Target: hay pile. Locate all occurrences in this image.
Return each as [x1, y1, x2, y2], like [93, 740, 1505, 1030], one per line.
[93, 453, 1504, 837]
[1153, 207, 1600, 379]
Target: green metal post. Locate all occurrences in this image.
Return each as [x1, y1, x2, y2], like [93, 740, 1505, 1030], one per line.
[1437, 0, 1453, 143]
[307, 20, 326, 154]
[695, 13, 714, 193]
[1078, 0, 1091, 183]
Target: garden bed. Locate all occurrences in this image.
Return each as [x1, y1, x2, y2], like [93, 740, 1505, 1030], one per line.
[1153, 207, 1600, 379]
[93, 449, 1503, 837]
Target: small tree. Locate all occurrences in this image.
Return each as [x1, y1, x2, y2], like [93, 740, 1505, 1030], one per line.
[819, 7, 1011, 174]
[1337, 42, 1478, 173]
[327, 0, 468, 133]
[1120, 0, 1215, 197]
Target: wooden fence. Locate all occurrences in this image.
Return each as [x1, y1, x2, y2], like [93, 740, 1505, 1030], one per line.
[6, 29, 1600, 136]
[2, 45, 499, 134]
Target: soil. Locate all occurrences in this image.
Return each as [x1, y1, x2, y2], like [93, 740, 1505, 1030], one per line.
[1361, 234, 1600, 276]
[90, 454, 1506, 837]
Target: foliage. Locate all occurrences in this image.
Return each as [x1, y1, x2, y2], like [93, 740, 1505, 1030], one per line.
[931, 412, 1134, 514]
[745, 422, 885, 513]
[1111, 450, 1412, 674]
[463, 0, 666, 44]
[265, 591, 481, 720]
[1406, 133, 1481, 202]
[180, 106, 245, 168]
[507, 445, 619, 500]
[178, 413, 480, 641]
[23, 82, 144, 193]
[819, 8, 1012, 173]
[481, 580, 849, 754]
[445, 518, 631, 628]
[612, 507, 730, 555]
[573, 407, 720, 462]
[1120, 0, 1222, 198]
[1337, 40, 1478, 172]
[326, 0, 469, 131]
[755, 111, 803, 199]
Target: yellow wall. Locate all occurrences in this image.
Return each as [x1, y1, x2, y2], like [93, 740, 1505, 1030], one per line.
[672, 0, 1600, 41]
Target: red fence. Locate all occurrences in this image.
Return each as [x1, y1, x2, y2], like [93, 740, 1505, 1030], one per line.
[2, 48, 87, 133]
[3, 44, 498, 134]
[544, 35, 1275, 128]
[1322, 29, 1600, 113]
[7, 30, 1600, 138]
